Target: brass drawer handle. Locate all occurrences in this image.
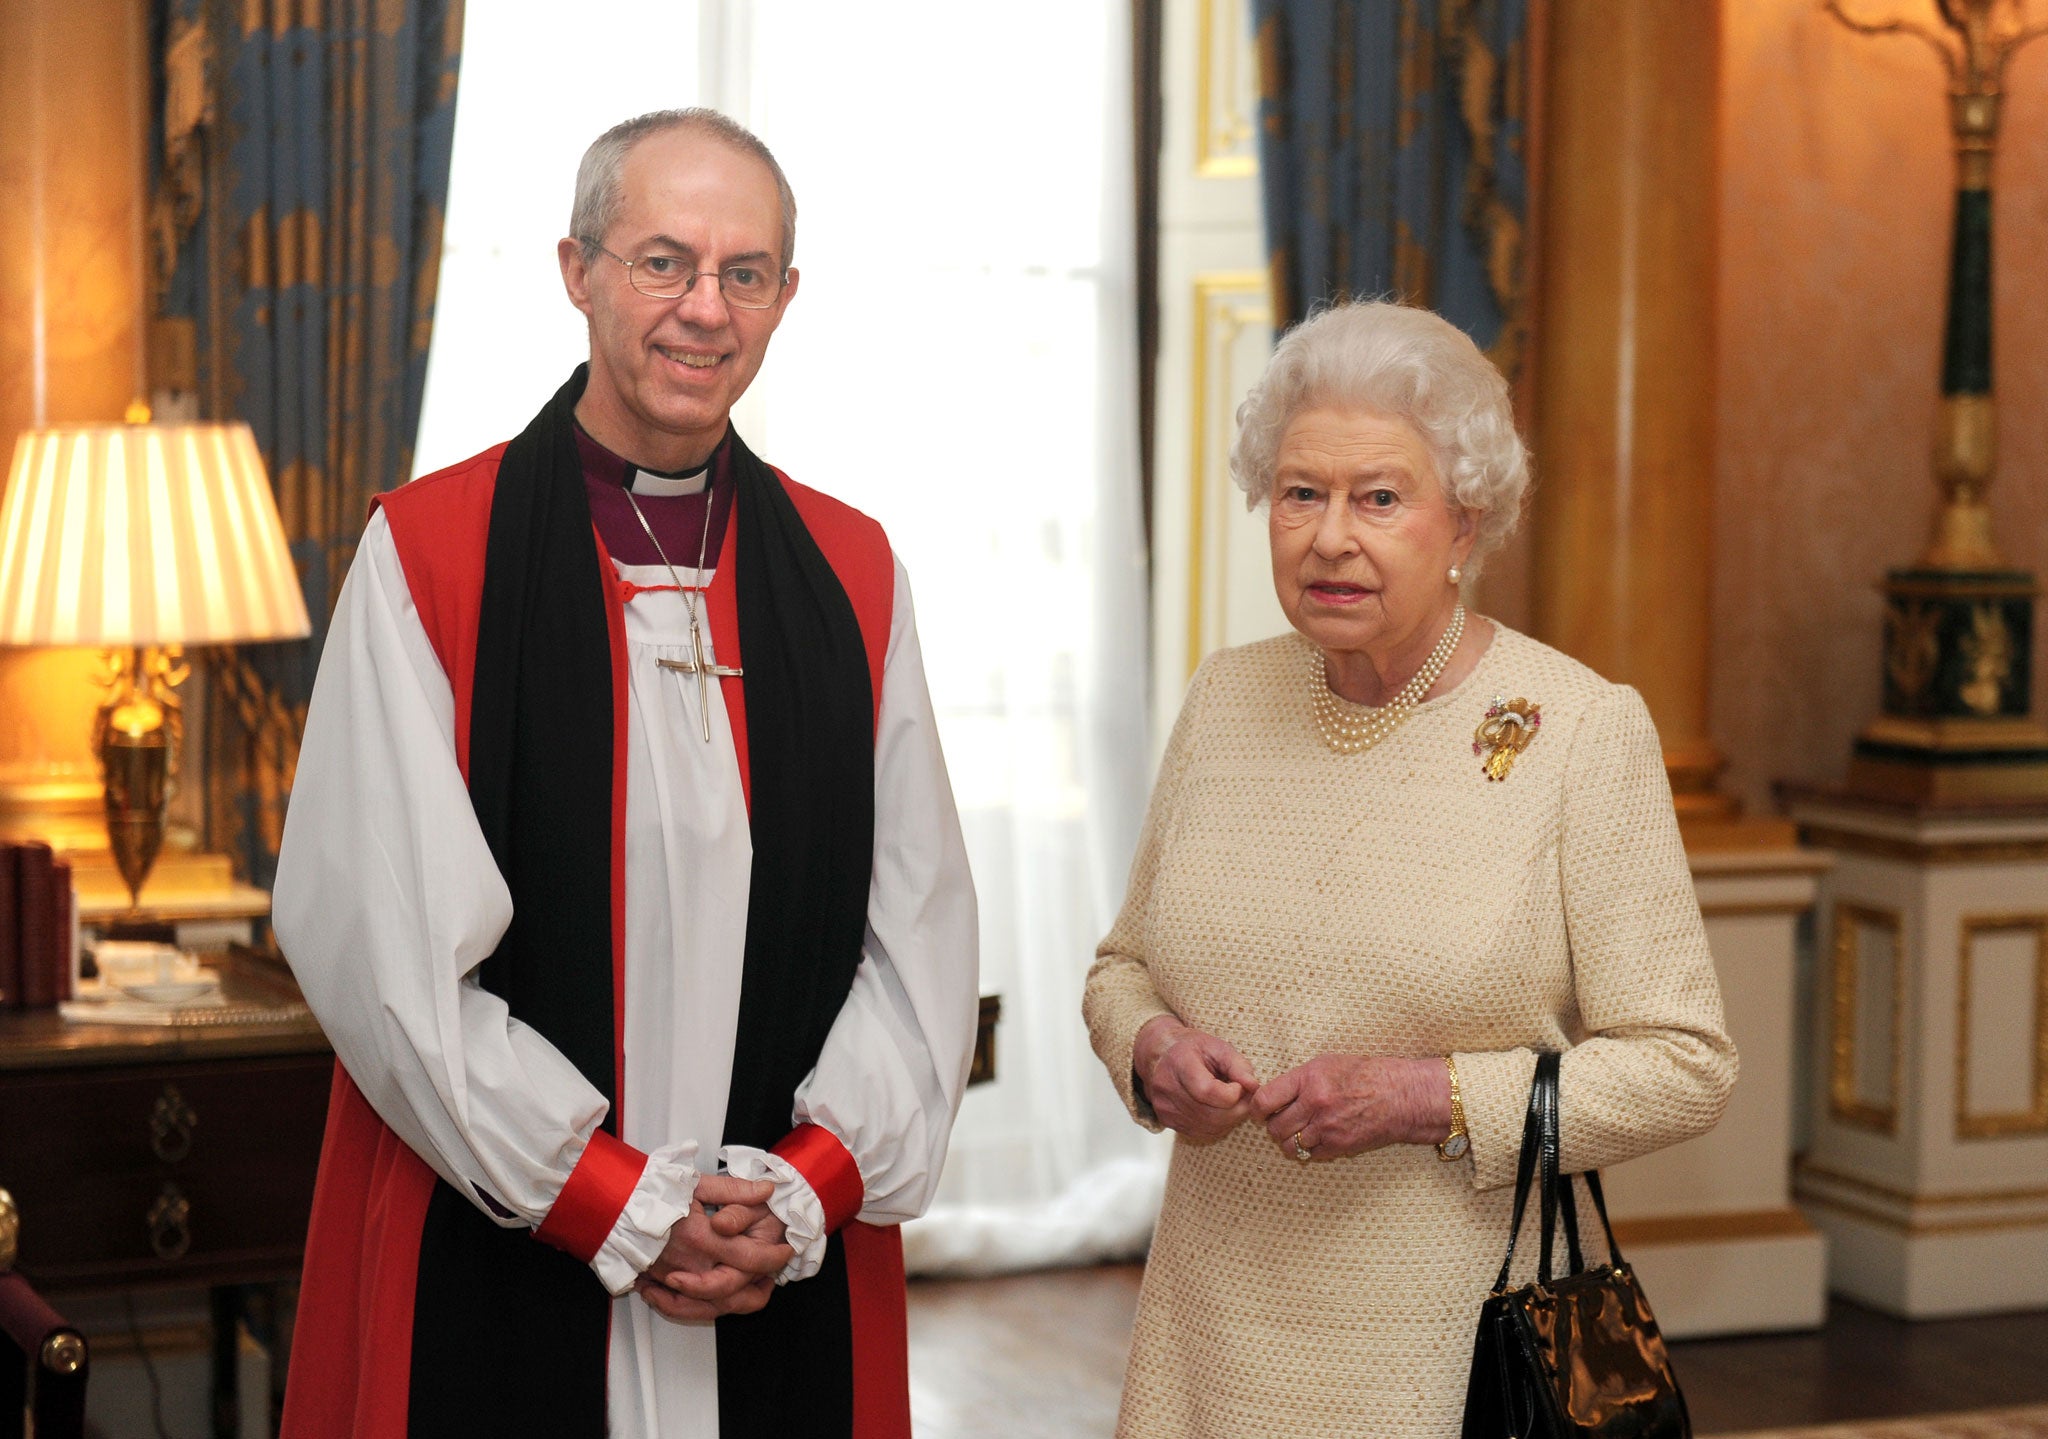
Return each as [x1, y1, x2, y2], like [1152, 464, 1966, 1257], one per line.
[147, 1183, 191, 1261]
[42, 1331, 86, 1376]
[150, 1084, 198, 1162]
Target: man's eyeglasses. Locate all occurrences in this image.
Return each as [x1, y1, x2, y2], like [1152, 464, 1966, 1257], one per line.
[582, 242, 787, 309]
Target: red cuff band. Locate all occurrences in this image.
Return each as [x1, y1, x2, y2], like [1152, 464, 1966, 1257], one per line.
[534, 1129, 649, 1264]
[772, 1123, 864, 1234]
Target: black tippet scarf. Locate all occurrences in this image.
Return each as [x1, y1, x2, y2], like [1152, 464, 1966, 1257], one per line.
[406, 367, 876, 1437]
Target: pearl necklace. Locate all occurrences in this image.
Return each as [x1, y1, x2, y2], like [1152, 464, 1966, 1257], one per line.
[1308, 605, 1466, 755]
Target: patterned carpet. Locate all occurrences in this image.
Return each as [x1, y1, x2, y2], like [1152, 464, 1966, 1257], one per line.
[1715, 1406, 2048, 1438]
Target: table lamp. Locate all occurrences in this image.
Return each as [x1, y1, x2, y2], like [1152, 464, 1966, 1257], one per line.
[0, 417, 311, 909]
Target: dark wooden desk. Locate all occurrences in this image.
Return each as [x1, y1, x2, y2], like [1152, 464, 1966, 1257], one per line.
[0, 957, 330, 1436]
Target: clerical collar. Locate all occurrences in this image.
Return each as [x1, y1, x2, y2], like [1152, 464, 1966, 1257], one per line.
[571, 422, 724, 495]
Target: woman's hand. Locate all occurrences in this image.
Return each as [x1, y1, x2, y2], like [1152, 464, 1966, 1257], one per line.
[1132, 1014, 1260, 1141]
[1251, 1055, 1450, 1161]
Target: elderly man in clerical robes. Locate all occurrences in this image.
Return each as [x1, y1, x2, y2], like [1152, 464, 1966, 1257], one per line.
[271, 108, 979, 1439]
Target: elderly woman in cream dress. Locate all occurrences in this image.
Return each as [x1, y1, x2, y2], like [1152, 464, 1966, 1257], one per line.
[1083, 301, 1737, 1439]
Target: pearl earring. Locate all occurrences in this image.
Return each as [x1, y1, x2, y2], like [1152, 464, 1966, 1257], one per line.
[1448, 565, 1462, 585]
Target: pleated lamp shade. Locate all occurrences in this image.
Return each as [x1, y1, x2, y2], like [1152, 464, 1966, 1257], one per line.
[0, 423, 311, 648]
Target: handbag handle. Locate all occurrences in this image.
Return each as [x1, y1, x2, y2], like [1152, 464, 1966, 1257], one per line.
[1582, 1167, 1627, 1270]
[1534, 1052, 1564, 1284]
[1494, 1051, 1605, 1290]
[1555, 1153, 1587, 1277]
[1489, 1053, 1552, 1293]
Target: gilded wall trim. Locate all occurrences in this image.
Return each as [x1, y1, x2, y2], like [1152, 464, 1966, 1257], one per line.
[1800, 1188, 2048, 1237]
[1956, 913, 2048, 1139]
[1795, 1159, 2048, 1208]
[1795, 1159, 2048, 1236]
[1693, 898, 1824, 918]
[1196, 0, 1258, 178]
[1830, 901, 1906, 1134]
[1185, 273, 1271, 677]
[1607, 1207, 1816, 1248]
[1798, 824, 2048, 865]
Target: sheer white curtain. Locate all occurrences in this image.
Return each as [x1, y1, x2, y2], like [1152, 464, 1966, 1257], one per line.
[413, 3, 1164, 1273]
[412, 2, 707, 476]
[733, 2, 1166, 1272]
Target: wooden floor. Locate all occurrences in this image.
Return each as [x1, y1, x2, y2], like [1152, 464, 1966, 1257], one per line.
[907, 1265, 1140, 1438]
[1674, 1301, 2048, 1434]
[906, 1265, 2048, 1439]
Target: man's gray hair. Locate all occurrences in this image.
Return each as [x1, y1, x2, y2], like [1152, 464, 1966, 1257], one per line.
[1229, 300, 1531, 576]
[570, 108, 797, 269]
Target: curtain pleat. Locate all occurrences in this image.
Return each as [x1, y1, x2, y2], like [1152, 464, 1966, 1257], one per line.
[1254, 0, 1529, 370]
[150, 0, 460, 885]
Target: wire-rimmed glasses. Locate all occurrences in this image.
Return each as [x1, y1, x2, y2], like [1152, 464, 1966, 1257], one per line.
[582, 241, 787, 309]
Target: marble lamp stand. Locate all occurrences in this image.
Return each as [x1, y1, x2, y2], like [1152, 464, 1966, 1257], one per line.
[1788, 0, 2048, 1319]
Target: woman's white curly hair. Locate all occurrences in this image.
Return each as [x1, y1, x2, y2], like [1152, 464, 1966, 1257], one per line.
[1229, 300, 1531, 577]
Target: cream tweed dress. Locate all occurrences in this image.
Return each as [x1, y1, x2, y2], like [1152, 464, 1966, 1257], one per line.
[1084, 623, 1737, 1439]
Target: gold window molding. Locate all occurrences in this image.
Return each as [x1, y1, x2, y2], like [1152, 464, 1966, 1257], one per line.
[1196, 0, 1258, 178]
[1829, 901, 1906, 1134]
[1955, 913, 2048, 1139]
[1185, 272, 1271, 676]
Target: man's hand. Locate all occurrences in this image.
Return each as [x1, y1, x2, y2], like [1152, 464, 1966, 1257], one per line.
[1132, 1014, 1259, 1142]
[1250, 1054, 1448, 1161]
[635, 1174, 794, 1323]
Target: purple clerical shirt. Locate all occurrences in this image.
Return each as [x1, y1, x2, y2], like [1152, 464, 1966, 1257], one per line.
[574, 423, 734, 572]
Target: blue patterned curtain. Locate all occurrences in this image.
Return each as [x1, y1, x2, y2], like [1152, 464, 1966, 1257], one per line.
[148, 0, 461, 885]
[1253, 0, 1530, 370]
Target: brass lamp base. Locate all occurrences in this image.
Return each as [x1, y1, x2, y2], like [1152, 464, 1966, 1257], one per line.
[101, 727, 169, 910]
[93, 645, 185, 911]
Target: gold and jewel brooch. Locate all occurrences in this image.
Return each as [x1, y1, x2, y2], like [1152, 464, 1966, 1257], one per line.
[1473, 697, 1542, 781]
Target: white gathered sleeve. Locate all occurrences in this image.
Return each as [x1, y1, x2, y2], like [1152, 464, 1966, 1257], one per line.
[720, 555, 980, 1280]
[273, 511, 695, 1298]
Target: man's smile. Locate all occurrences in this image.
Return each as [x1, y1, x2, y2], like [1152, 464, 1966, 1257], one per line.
[659, 345, 724, 370]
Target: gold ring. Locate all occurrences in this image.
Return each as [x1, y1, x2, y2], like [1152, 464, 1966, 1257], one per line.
[1291, 1131, 1311, 1162]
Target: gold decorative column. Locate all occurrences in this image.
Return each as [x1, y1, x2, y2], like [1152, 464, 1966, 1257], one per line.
[0, 0, 151, 850]
[1529, 0, 1735, 823]
[1514, 1, 1834, 1341]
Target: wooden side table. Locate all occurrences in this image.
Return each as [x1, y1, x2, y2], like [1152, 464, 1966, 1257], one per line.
[0, 953, 330, 1437]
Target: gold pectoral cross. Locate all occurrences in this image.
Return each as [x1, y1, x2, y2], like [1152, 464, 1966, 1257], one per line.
[657, 617, 743, 742]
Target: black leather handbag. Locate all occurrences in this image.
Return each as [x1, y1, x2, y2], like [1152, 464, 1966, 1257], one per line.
[1460, 1052, 1692, 1439]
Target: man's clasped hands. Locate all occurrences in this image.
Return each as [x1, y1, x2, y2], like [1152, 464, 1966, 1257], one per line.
[1130, 1014, 1452, 1162]
[634, 1176, 793, 1322]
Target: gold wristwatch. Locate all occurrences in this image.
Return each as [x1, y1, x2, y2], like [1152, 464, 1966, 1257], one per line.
[1436, 1055, 1470, 1161]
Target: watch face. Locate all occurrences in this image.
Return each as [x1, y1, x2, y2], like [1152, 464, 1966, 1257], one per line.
[1439, 1133, 1470, 1161]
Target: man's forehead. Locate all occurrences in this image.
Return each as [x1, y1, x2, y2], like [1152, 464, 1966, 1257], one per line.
[617, 131, 780, 215]
[607, 143, 780, 257]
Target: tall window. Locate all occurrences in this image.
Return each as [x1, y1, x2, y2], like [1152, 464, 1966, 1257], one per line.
[415, 5, 1158, 1251]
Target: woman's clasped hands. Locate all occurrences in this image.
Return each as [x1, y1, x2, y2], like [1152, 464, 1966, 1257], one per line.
[1132, 1015, 1451, 1161]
